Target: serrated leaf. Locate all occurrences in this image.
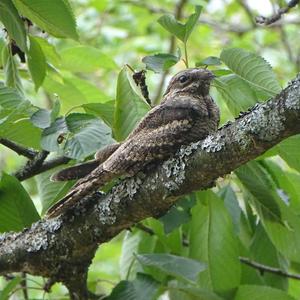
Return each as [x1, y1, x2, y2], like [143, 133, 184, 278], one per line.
[60, 46, 117, 72]
[28, 36, 46, 90]
[83, 101, 115, 127]
[12, 0, 78, 40]
[0, 0, 27, 52]
[0, 173, 40, 233]
[114, 67, 150, 141]
[234, 285, 296, 300]
[196, 56, 222, 66]
[189, 191, 240, 296]
[2, 45, 23, 93]
[214, 75, 258, 116]
[142, 53, 180, 73]
[136, 253, 206, 283]
[107, 274, 159, 300]
[158, 6, 202, 43]
[64, 113, 114, 159]
[220, 48, 281, 96]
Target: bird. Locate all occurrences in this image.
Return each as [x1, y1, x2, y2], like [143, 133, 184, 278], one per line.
[46, 68, 220, 218]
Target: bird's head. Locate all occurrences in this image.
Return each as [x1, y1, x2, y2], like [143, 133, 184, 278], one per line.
[164, 68, 215, 97]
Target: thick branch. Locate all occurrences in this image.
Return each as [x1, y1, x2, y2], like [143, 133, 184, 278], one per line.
[0, 74, 300, 293]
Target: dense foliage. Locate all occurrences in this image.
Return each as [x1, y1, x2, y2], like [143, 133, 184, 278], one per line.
[0, 0, 300, 299]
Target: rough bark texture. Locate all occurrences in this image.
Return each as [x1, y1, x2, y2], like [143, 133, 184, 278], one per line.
[0, 74, 300, 298]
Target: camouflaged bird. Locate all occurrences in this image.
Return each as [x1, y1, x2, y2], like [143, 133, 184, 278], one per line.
[47, 68, 220, 218]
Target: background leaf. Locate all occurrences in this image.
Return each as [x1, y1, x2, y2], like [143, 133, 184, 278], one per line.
[220, 48, 281, 96]
[0, 0, 27, 52]
[0, 173, 40, 232]
[136, 253, 206, 283]
[12, 0, 78, 40]
[28, 36, 46, 90]
[114, 67, 150, 141]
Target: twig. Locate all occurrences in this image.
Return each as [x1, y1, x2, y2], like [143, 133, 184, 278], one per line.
[239, 256, 300, 280]
[15, 155, 71, 181]
[0, 138, 37, 159]
[237, 0, 256, 28]
[14, 150, 49, 181]
[135, 223, 154, 235]
[153, 0, 188, 105]
[20, 272, 29, 300]
[255, 0, 299, 25]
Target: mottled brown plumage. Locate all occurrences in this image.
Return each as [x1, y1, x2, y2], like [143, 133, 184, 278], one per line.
[47, 68, 220, 218]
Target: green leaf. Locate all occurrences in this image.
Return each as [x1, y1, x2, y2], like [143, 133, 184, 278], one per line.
[12, 0, 78, 40]
[158, 6, 202, 43]
[41, 117, 68, 152]
[43, 73, 109, 113]
[83, 101, 115, 127]
[33, 37, 61, 67]
[189, 191, 240, 296]
[60, 46, 117, 72]
[31, 108, 51, 129]
[2, 45, 23, 93]
[64, 113, 114, 159]
[168, 285, 224, 300]
[249, 224, 288, 290]
[28, 36, 46, 90]
[220, 48, 281, 96]
[0, 0, 27, 52]
[234, 285, 296, 300]
[107, 274, 159, 300]
[235, 162, 282, 222]
[35, 167, 74, 214]
[0, 277, 22, 300]
[237, 162, 300, 262]
[50, 99, 61, 122]
[218, 185, 241, 234]
[0, 84, 26, 110]
[196, 56, 222, 67]
[214, 75, 258, 116]
[0, 118, 41, 149]
[136, 253, 206, 283]
[114, 67, 150, 141]
[159, 196, 195, 234]
[276, 135, 300, 173]
[142, 53, 180, 73]
[0, 173, 40, 233]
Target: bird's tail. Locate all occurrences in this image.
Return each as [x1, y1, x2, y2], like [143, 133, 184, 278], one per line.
[45, 165, 116, 218]
[50, 160, 100, 181]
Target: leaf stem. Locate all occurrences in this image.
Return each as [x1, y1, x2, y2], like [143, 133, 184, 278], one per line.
[184, 42, 189, 68]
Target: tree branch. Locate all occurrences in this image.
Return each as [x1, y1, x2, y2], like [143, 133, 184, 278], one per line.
[256, 0, 299, 25]
[0, 138, 37, 159]
[239, 256, 300, 280]
[0, 74, 300, 297]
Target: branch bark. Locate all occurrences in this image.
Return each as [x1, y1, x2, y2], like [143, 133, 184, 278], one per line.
[0, 74, 300, 298]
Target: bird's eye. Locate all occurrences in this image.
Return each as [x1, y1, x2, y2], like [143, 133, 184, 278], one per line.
[179, 75, 189, 83]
